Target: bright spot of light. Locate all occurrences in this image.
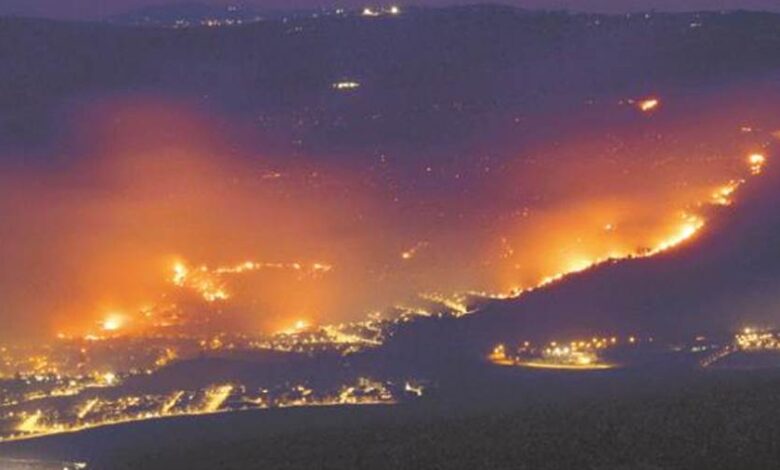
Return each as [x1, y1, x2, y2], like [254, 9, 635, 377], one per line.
[567, 258, 593, 273]
[712, 181, 741, 206]
[102, 372, 117, 385]
[333, 81, 361, 91]
[400, 241, 428, 261]
[101, 313, 126, 332]
[638, 98, 660, 112]
[650, 214, 704, 254]
[278, 319, 311, 335]
[172, 262, 188, 286]
[748, 153, 766, 175]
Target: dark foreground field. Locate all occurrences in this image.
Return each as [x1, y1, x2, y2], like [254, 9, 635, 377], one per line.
[3, 368, 780, 469]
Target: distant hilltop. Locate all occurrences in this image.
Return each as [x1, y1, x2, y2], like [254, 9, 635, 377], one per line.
[4, 1, 780, 22]
[99, 2, 780, 29]
[106, 2, 267, 27]
[104, 3, 554, 28]
[105, 2, 411, 27]
[3, 3, 778, 28]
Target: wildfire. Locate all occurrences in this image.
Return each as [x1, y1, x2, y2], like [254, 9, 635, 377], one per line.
[213, 260, 332, 277]
[72, 142, 754, 346]
[275, 319, 319, 336]
[712, 180, 742, 206]
[170, 259, 332, 303]
[321, 325, 383, 346]
[100, 372, 118, 386]
[101, 313, 126, 332]
[749, 153, 766, 175]
[419, 293, 470, 316]
[647, 213, 704, 255]
[638, 98, 660, 112]
[494, 213, 704, 301]
[171, 262, 189, 286]
[469, 150, 767, 310]
[401, 241, 429, 260]
[170, 262, 227, 301]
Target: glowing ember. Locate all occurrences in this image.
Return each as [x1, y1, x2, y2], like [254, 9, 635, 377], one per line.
[101, 372, 117, 386]
[170, 259, 332, 303]
[170, 262, 228, 301]
[277, 319, 312, 335]
[419, 293, 470, 316]
[649, 214, 705, 255]
[401, 241, 428, 260]
[101, 314, 126, 332]
[638, 98, 660, 112]
[749, 153, 766, 175]
[171, 262, 189, 286]
[712, 181, 742, 206]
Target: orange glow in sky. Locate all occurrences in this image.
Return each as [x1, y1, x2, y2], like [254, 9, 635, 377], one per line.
[0, 94, 774, 341]
[101, 313, 126, 332]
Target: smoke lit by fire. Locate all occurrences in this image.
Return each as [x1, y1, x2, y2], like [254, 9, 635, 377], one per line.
[0, 93, 775, 341]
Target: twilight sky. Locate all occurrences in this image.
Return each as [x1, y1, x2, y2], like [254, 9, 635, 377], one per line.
[2, 0, 780, 20]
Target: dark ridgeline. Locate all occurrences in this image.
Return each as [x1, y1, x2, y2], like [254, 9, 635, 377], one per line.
[375, 141, 780, 369]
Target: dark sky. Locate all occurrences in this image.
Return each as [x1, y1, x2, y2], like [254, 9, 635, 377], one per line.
[2, 0, 780, 20]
